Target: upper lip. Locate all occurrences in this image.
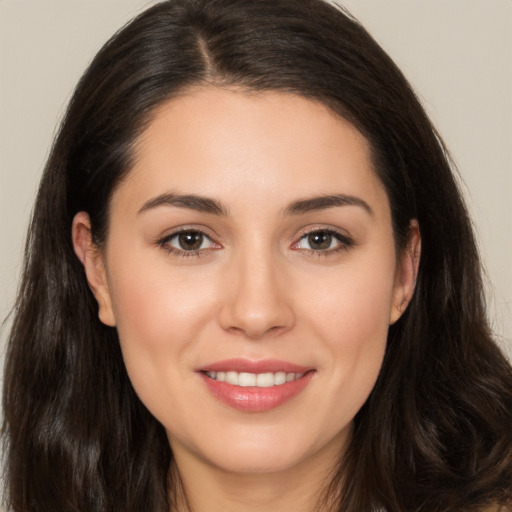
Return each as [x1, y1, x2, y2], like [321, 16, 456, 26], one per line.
[197, 358, 312, 374]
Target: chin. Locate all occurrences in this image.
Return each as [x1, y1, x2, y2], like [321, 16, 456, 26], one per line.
[168, 420, 350, 476]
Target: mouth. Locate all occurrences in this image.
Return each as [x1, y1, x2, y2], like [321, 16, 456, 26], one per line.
[198, 359, 315, 412]
[204, 370, 305, 387]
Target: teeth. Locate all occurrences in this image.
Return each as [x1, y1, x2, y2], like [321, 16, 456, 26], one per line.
[205, 370, 305, 387]
[256, 372, 274, 387]
[274, 372, 287, 385]
[225, 371, 238, 385]
[238, 372, 256, 387]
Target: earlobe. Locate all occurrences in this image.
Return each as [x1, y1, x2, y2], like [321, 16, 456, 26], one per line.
[72, 212, 116, 327]
[390, 220, 421, 324]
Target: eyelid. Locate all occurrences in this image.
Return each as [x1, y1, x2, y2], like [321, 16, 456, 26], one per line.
[155, 224, 354, 258]
[156, 226, 222, 257]
[290, 226, 355, 253]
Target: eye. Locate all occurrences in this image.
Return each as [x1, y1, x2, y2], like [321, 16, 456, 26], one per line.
[159, 229, 220, 256]
[171, 231, 209, 251]
[293, 229, 353, 253]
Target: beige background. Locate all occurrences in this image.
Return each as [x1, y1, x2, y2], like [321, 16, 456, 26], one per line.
[1, 0, 511, 370]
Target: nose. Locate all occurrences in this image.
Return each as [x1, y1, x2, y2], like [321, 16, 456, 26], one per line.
[218, 248, 295, 339]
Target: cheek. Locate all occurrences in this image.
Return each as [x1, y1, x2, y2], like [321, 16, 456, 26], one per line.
[300, 252, 395, 403]
[303, 253, 395, 338]
[105, 261, 222, 430]
[109, 254, 214, 341]
[106, 258, 216, 389]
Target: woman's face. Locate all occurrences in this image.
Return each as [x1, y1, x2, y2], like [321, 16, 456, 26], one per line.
[76, 87, 417, 476]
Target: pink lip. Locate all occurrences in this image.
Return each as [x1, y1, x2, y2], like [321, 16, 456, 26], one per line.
[197, 359, 315, 413]
[198, 358, 311, 374]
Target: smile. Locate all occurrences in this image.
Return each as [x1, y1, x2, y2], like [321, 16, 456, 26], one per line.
[199, 359, 315, 412]
[205, 371, 304, 387]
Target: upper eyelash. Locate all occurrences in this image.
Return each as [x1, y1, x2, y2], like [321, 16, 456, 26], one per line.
[156, 227, 354, 258]
[294, 228, 354, 255]
[156, 228, 217, 258]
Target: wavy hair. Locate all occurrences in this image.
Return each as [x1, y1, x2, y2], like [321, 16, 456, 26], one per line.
[3, 0, 512, 510]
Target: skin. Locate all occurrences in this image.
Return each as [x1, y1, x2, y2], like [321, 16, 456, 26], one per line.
[73, 87, 420, 512]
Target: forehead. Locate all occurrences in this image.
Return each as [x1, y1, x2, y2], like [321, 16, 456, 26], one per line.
[115, 86, 388, 217]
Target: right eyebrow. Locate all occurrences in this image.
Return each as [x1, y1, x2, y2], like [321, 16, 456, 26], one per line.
[137, 193, 228, 216]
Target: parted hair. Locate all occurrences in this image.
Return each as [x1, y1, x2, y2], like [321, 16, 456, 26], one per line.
[3, 1, 512, 511]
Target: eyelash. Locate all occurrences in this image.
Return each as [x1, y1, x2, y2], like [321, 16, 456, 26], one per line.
[157, 228, 220, 258]
[156, 227, 354, 258]
[292, 228, 354, 257]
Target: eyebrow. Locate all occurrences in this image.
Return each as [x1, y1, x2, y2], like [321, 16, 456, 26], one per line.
[284, 194, 374, 217]
[137, 192, 373, 217]
[138, 193, 228, 216]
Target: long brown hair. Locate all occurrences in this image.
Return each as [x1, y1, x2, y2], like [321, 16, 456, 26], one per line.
[3, 1, 512, 510]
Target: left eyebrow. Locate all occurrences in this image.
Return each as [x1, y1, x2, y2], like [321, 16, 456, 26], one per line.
[284, 194, 374, 217]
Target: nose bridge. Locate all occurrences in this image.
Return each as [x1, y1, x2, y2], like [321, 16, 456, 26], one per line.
[219, 238, 294, 338]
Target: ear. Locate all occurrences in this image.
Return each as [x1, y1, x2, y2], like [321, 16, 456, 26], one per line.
[72, 212, 116, 327]
[389, 219, 421, 324]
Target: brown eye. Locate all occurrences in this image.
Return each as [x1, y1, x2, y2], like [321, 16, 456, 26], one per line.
[162, 230, 217, 254]
[307, 231, 333, 250]
[177, 231, 204, 251]
[293, 229, 353, 254]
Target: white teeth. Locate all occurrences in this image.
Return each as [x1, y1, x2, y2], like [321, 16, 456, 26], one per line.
[256, 372, 274, 387]
[206, 370, 305, 387]
[225, 371, 238, 385]
[274, 372, 287, 385]
[238, 372, 257, 387]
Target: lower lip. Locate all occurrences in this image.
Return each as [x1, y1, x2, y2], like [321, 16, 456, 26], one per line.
[200, 372, 314, 412]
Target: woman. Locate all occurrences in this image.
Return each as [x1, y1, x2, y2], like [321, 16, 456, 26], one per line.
[2, 0, 511, 511]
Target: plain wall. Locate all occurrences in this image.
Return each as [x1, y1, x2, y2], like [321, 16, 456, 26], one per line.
[1, 0, 511, 374]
